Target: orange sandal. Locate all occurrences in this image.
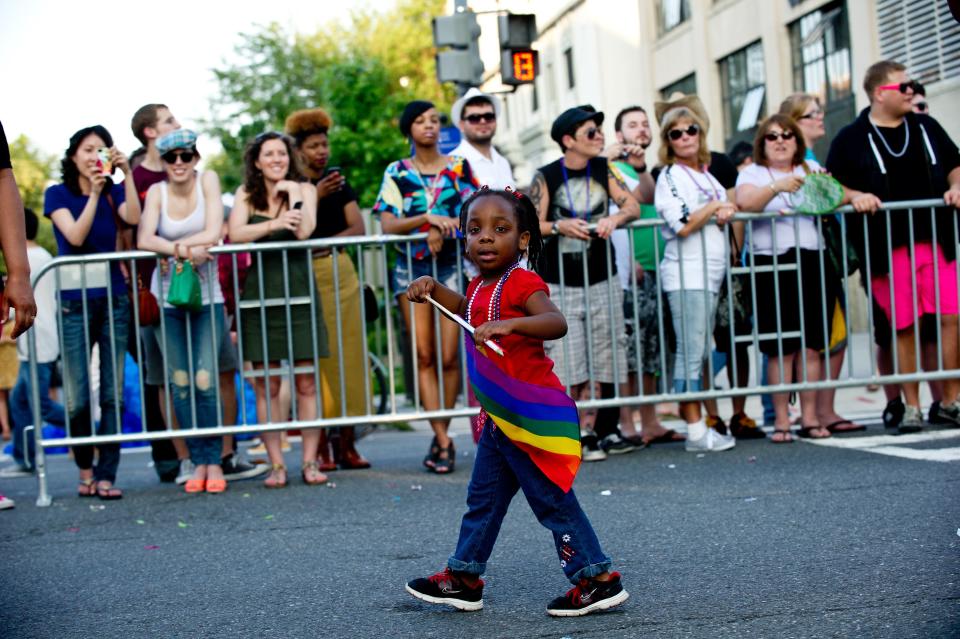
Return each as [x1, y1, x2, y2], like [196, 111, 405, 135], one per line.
[185, 478, 206, 493]
[205, 478, 227, 494]
[264, 464, 288, 489]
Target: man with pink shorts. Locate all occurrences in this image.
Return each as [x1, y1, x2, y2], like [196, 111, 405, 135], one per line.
[828, 60, 960, 433]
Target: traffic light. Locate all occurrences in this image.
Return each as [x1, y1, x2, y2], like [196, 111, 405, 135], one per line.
[498, 13, 538, 86]
[433, 11, 484, 87]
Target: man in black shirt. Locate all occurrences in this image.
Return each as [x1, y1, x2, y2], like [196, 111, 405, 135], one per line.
[827, 60, 960, 432]
[529, 106, 640, 459]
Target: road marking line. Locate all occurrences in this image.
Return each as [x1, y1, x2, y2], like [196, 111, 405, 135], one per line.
[803, 430, 960, 448]
[859, 446, 960, 463]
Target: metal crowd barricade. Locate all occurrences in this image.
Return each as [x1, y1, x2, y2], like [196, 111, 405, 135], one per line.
[24, 198, 958, 505]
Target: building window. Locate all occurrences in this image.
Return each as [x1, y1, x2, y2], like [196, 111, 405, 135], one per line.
[719, 41, 766, 148]
[789, 1, 854, 159]
[660, 73, 697, 99]
[877, 0, 960, 85]
[564, 47, 575, 89]
[658, 0, 690, 35]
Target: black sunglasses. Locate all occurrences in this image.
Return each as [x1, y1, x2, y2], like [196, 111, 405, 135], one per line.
[764, 131, 795, 142]
[464, 113, 496, 124]
[161, 150, 196, 164]
[668, 124, 700, 141]
[879, 80, 923, 94]
[579, 126, 601, 140]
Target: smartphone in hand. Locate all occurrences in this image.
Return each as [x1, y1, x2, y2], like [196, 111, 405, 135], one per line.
[97, 147, 112, 175]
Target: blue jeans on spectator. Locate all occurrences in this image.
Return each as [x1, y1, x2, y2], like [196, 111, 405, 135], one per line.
[448, 419, 612, 583]
[666, 289, 719, 393]
[10, 361, 65, 469]
[61, 295, 129, 483]
[160, 303, 224, 466]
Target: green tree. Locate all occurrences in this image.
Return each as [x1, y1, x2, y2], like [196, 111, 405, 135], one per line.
[207, 0, 453, 206]
[10, 134, 55, 213]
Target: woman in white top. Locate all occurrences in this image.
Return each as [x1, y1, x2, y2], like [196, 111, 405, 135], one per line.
[138, 130, 228, 493]
[654, 106, 737, 453]
[736, 114, 876, 442]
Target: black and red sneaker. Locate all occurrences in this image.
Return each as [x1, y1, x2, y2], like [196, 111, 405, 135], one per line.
[405, 567, 484, 611]
[546, 571, 629, 617]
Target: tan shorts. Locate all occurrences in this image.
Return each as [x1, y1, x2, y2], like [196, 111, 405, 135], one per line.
[544, 279, 627, 387]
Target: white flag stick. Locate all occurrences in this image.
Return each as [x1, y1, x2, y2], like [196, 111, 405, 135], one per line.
[426, 295, 505, 356]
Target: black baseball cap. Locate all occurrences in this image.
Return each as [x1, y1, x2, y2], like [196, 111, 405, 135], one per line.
[550, 106, 605, 144]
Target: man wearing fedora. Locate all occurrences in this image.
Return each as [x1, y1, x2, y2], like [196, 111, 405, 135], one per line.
[450, 88, 515, 190]
[528, 106, 641, 461]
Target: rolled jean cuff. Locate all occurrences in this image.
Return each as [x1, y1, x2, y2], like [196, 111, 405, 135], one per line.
[568, 559, 613, 584]
[446, 556, 486, 576]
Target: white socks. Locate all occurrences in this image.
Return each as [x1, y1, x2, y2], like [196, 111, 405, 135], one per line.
[687, 419, 708, 441]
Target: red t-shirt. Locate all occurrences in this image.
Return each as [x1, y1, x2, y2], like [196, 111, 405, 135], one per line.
[465, 268, 563, 391]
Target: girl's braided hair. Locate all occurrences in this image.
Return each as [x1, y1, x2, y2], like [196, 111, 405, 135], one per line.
[459, 186, 544, 271]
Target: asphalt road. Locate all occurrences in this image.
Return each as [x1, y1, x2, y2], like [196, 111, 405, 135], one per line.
[2, 423, 958, 639]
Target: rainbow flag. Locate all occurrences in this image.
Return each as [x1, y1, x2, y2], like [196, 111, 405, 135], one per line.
[464, 337, 582, 492]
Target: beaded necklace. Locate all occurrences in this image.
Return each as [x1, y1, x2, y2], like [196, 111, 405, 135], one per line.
[678, 163, 721, 201]
[467, 260, 521, 434]
[466, 261, 522, 328]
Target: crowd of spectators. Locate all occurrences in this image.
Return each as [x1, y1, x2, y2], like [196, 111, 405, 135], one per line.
[1, 59, 959, 503]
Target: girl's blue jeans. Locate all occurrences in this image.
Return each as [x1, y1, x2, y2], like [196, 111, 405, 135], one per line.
[448, 419, 612, 584]
[160, 303, 224, 466]
[61, 295, 129, 483]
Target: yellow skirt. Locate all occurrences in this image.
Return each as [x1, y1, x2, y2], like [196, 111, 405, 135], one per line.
[313, 252, 369, 419]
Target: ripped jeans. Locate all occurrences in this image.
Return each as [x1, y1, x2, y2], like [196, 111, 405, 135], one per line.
[160, 303, 224, 465]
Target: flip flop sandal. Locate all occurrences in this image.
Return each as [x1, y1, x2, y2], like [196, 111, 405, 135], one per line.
[96, 482, 123, 500]
[825, 419, 866, 433]
[770, 429, 794, 444]
[77, 478, 96, 498]
[796, 426, 831, 439]
[642, 429, 686, 446]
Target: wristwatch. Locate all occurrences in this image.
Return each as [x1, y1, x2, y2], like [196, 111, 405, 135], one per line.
[551, 221, 560, 236]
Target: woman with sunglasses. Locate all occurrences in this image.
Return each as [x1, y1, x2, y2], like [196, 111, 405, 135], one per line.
[780, 94, 865, 435]
[137, 130, 228, 493]
[285, 107, 371, 471]
[736, 114, 877, 443]
[654, 106, 738, 453]
[373, 100, 478, 473]
[44, 124, 140, 499]
[228, 132, 325, 488]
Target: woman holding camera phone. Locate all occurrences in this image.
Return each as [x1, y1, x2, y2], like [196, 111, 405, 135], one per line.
[44, 125, 140, 499]
[285, 107, 371, 470]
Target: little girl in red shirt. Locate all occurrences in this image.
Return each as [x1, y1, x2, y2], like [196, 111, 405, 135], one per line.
[404, 187, 628, 617]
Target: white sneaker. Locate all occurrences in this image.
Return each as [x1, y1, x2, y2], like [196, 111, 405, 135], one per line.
[175, 459, 196, 485]
[0, 494, 14, 510]
[685, 428, 736, 453]
[580, 432, 608, 462]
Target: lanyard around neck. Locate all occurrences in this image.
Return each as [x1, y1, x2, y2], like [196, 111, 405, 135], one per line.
[560, 159, 591, 219]
[678, 163, 720, 201]
[408, 158, 445, 215]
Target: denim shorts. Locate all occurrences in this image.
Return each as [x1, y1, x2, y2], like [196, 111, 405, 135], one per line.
[390, 256, 461, 297]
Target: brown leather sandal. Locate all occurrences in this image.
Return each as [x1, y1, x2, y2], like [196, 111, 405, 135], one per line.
[264, 464, 288, 489]
[301, 461, 328, 486]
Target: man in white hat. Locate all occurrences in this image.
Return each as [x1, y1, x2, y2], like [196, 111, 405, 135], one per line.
[450, 88, 515, 190]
